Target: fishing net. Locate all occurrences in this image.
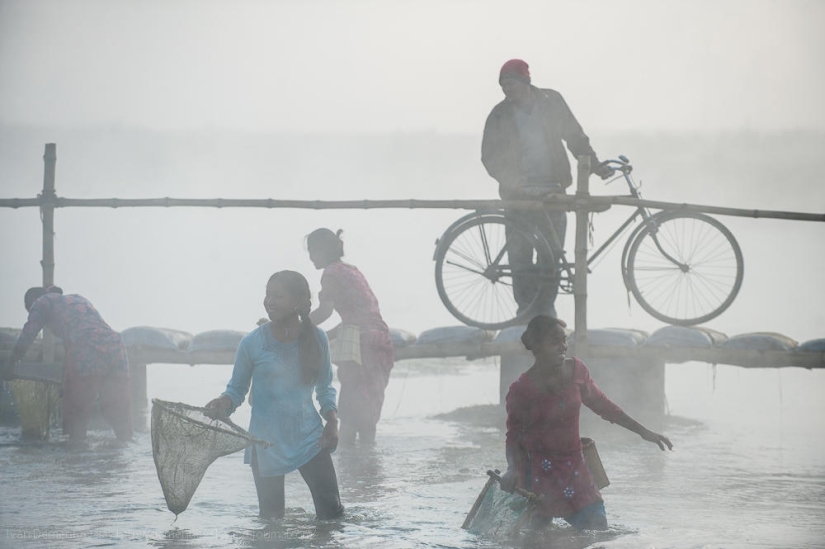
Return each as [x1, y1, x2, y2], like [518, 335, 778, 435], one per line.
[9, 378, 60, 441]
[151, 398, 270, 516]
[463, 471, 543, 539]
[464, 441, 609, 539]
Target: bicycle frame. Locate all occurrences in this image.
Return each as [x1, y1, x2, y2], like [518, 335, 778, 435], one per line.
[531, 158, 638, 291]
[538, 157, 687, 294]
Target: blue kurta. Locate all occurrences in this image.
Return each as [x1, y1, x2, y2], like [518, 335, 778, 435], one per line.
[222, 323, 337, 477]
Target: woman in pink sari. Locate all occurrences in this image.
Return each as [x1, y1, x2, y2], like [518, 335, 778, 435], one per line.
[500, 315, 672, 530]
[306, 228, 394, 445]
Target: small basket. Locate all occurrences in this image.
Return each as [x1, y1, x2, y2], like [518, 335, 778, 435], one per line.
[581, 437, 610, 489]
[329, 324, 362, 367]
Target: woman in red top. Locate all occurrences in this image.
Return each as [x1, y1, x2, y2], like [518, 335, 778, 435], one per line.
[500, 315, 672, 530]
[306, 228, 394, 445]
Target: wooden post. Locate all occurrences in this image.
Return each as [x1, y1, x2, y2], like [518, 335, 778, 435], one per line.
[41, 144, 57, 286]
[129, 357, 149, 432]
[573, 156, 590, 359]
[41, 144, 57, 364]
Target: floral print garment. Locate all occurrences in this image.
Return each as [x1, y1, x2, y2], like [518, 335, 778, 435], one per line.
[505, 358, 624, 518]
[13, 293, 129, 378]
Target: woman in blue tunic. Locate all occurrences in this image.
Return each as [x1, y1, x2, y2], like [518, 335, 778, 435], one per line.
[205, 271, 344, 520]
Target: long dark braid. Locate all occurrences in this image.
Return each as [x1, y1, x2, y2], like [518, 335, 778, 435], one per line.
[269, 271, 322, 384]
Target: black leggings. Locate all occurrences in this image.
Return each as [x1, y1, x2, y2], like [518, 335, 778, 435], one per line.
[251, 448, 345, 520]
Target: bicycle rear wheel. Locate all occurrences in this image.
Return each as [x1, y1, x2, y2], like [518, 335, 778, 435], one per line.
[626, 211, 744, 325]
[434, 213, 555, 330]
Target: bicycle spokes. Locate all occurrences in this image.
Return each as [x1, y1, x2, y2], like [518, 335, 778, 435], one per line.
[435, 213, 556, 329]
[626, 212, 743, 325]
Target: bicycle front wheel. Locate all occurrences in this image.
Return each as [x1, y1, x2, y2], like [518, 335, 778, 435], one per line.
[626, 211, 744, 325]
[434, 213, 555, 330]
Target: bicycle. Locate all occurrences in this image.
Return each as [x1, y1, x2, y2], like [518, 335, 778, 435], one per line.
[433, 156, 744, 330]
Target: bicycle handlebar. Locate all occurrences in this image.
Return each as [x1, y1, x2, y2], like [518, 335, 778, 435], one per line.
[596, 156, 634, 184]
[599, 157, 632, 172]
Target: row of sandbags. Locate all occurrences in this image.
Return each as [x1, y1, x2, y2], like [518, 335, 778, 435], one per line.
[119, 325, 493, 353]
[117, 324, 825, 355]
[1, 326, 419, 355]
[3, 325, 823, 358]
[119, 326, 420, 354]
[492, 325, 824, 352]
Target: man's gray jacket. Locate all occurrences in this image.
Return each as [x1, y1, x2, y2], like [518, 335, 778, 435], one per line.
[481, 87, 601, 198]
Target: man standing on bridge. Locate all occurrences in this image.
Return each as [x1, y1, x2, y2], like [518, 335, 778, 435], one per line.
[481, 59, 613, 318]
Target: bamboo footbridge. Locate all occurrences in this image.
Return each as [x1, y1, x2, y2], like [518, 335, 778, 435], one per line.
[2, 144, 824, 419]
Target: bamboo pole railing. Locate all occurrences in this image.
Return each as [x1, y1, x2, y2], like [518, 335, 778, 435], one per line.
[1, 195, 823, 222]
[0, 196, 586, 212]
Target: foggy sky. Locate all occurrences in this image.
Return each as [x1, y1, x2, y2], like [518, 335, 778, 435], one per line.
[1, 0, 824, 134]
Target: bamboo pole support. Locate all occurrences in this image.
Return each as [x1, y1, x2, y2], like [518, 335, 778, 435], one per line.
[41, 144, 57, 286]
[573, 156, 590, 359]
[41, 144, 57, 365]
[129, 354, 149, 431]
